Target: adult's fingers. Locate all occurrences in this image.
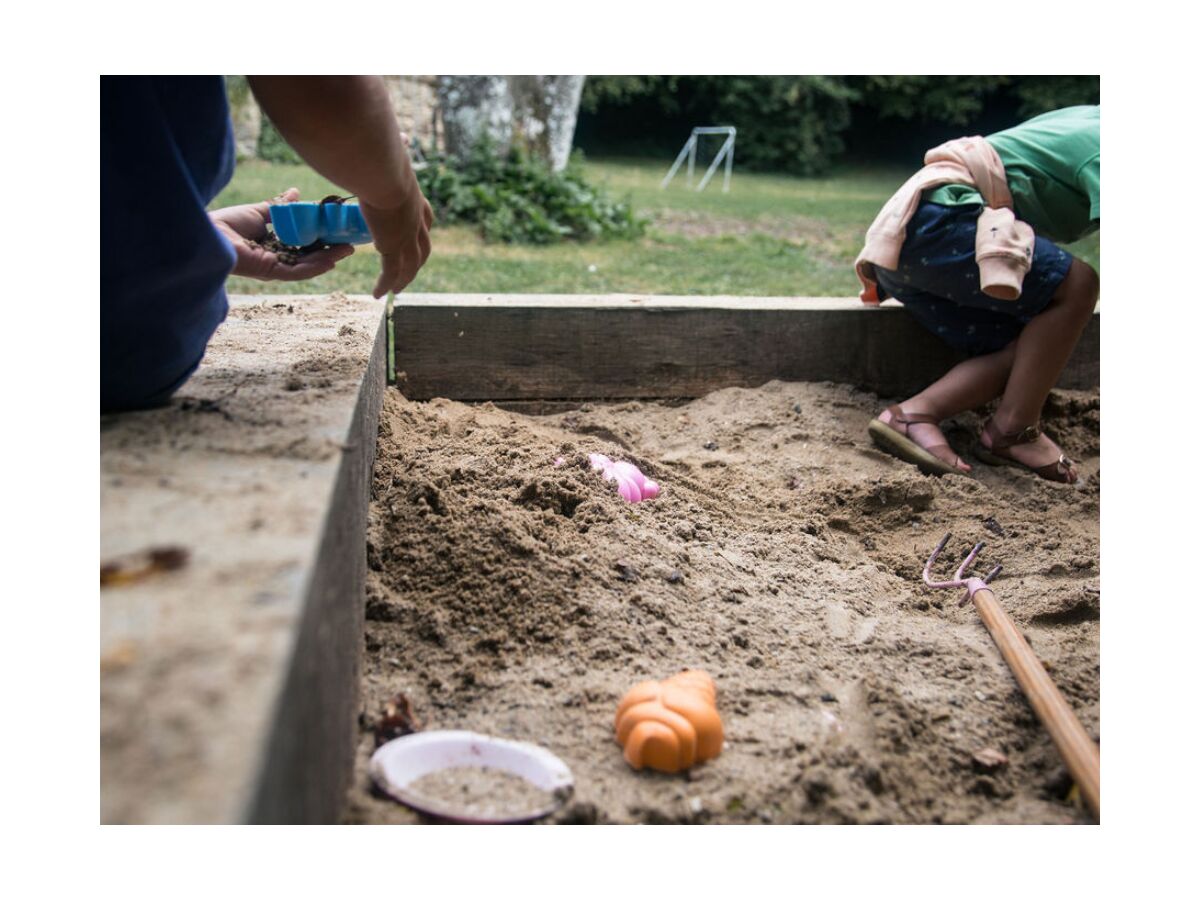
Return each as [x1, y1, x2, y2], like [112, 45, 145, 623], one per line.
[418, 227, 431, 267]
[372, 243, 425, 298]
[372, 252, 404, 299]
[270, 244, 355, 282]
[273, 187, 302, 204]
[373, 253, 417, 298]
[401, 232, 429, 286]
[250, 186, 302, 224]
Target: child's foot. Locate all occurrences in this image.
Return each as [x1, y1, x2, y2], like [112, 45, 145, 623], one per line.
[976, 418, 1078, 484]
[872, 405, 972, 475]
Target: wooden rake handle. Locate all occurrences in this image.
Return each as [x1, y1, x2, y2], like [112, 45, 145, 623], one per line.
[972, 587, 1100, 819]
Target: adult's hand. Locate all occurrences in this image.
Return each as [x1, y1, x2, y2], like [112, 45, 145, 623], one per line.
[246, 78, 435, 298]
[360, 181, 434, 298]
[209, 187, 355, 281]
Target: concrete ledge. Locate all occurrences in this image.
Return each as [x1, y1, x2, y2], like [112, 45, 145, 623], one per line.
[392, 294, 1099, 400]
[100, 294, 386, 823]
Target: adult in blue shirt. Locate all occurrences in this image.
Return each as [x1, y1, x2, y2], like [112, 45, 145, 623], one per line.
[101, 76, 432, 412]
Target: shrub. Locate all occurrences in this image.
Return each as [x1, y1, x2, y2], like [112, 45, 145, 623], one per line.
[848, 76, 1007, 126]
[256, 117, 302, 165]
[695, 76, 855, 175]
[417, 140, 645, 244]
[1010, 76, 1100, 118]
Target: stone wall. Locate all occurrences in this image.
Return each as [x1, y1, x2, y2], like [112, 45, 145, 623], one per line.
[383, 75, 440, 152]
[227, 76, 441, 161]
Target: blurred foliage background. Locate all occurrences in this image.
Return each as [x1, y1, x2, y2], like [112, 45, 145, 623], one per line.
[576, 76, 1099, 174]
[218, 75, 1099, 296]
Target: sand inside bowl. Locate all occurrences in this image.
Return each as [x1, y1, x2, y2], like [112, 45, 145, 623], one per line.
[404, 766, 557, 820]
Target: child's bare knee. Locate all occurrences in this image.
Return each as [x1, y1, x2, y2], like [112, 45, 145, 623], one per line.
[1076, 260, 1100, 300]
[1058, 260, 1099, 313]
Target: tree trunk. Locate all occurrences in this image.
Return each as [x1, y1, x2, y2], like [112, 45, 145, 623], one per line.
[509, 75, 587, 172]
[436, 76, 514, 160]
[436, 75, 586, 172]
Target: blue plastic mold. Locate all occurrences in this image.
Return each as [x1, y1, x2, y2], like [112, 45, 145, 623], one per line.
[269, 202, 372, 246]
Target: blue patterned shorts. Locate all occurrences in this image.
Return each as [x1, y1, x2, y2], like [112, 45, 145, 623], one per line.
[875, 201, 1074, 356]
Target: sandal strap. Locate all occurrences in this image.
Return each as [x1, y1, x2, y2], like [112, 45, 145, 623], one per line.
[887, 405, 943, 430]
[982, 424, 1080, 484]
[881, 407, 963, 470]
[1034, 454, 1077, 480]
[983, 417, 1042, 451]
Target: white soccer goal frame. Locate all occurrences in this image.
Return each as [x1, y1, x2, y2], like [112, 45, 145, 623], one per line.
[660, 126, 737, 193]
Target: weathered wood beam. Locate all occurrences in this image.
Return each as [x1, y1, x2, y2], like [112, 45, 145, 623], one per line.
[392, 295, 1099, 401]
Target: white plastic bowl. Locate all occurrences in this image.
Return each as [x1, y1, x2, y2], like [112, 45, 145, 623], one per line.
[369, 730, 575, 824]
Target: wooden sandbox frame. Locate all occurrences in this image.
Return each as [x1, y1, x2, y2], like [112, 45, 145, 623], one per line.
[101, 294, 1098, 823]
[262, 294, 1097, 822]
[390, 296, 1099, 402]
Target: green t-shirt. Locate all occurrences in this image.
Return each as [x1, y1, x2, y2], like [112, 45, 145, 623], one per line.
[926, 105, 1100, 245]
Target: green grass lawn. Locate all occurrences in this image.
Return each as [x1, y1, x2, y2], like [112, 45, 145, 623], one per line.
[214, 157, 1100, 297]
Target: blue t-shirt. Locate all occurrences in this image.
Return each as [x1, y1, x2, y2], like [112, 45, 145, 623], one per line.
[101, 76, 237, 412]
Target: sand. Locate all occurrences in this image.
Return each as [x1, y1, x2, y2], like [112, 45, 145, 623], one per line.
[403, 767, 557, 820]
[344, 380, 1099, 825]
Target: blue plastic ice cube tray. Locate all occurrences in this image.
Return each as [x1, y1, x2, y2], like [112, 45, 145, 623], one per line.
[269, 202, 372, 247]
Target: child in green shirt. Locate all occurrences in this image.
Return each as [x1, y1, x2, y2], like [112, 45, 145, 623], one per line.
[867, 106, 1099, 484]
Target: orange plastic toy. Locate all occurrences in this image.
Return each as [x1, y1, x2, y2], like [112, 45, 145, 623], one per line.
[614, 670, 723, 773]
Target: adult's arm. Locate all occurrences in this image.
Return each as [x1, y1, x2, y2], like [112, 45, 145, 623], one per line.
[247, 76, 432, 297]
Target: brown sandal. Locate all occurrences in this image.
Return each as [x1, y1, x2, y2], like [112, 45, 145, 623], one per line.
[974, 418, 1078, 484]
[867, 405, 967, 477]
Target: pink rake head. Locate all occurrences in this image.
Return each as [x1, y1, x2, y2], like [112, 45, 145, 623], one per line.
[923, 533, 1002, 606]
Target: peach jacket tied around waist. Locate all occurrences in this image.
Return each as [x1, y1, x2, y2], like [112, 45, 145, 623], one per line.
[855, 136, 1035, 305]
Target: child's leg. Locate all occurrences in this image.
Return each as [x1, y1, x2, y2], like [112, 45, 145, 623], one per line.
[882, 260, 1098, 476]
[870, 201, 1086, 477]
[980, 259, 1100, 470]
[878, 343, 1016, 473]
[892, 341, 1016, 418]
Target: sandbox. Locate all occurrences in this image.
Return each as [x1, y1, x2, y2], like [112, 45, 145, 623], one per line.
[345, 382, 1098, 824]
[100, 294, 1099, 824]
[345, 296, 1099, 825]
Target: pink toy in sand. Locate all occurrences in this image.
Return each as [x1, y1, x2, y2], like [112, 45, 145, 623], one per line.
[588, 453, 660, 503]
